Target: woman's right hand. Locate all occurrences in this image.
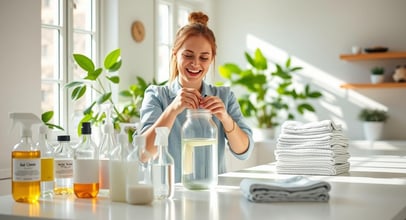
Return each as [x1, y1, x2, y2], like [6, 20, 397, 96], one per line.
[169, 88, 202, 114]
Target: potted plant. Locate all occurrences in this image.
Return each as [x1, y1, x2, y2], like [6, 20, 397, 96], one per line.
[218, 48, 322, 139]
[358, 108, 388, 141]
[370, 66, 385, 84]
[66, 49, 166, 141]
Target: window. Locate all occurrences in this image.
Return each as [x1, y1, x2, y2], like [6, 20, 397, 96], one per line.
[41, 0, 98, 139]
[156, 0, 197, 82]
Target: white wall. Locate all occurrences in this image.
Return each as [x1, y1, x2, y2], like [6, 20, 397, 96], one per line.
[0, 0, 41, 194]
[213, 0, 406, 140]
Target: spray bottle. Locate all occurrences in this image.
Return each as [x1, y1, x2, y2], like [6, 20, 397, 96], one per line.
[37, 124, 55, 198]
[126, 123, 153, 205]
[108, 124, 131, 202]
[152, 127, 174, 199]
[10, 112, 42, 203]
[99, 104, 117, 194]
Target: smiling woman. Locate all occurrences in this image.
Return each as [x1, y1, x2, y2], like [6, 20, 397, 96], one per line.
[139, 11, 255, 184]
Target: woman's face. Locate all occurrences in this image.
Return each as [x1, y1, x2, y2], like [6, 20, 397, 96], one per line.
[175, 35, 213, 90]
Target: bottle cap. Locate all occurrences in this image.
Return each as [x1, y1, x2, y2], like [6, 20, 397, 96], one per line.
[81, 122, 92, 135]
[57, 135, 70, 142]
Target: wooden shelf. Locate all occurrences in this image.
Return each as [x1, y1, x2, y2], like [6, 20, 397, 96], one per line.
[340, 51, 406, 61]
[340, 82, 406, 89]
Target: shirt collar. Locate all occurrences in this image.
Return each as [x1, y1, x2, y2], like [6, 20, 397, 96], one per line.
[168, 78, 211, 98]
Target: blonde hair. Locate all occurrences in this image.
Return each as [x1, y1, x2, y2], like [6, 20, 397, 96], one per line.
[169, 11, 217, 83]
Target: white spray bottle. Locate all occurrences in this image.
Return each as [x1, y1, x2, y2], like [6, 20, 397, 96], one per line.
[10, 112, 42, 203]
[152, 127, 174, 199]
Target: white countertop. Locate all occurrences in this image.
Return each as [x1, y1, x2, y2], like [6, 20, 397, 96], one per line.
[1, 155, 406, 220]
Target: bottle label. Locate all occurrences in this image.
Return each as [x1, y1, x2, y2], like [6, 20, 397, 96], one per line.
[73, 159, 99, 183]
[55, 159, 73, 178]
[13, 158, 41, 182]
[41, 157, 54, 181]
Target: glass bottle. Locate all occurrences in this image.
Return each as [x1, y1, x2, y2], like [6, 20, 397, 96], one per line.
[109, 130, 130, 202]
[152, 127, 174, 199]
[73, 122, 99, 198]
[98, 104, 117, 194]
[37, 125, 54, 198]
[126, 134, 153, 205]
[10, 113, 42, 203]
[181, 109, 218, 190]
[54, 135, 74, 195]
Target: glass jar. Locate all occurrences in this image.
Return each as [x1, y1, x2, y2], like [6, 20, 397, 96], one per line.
[181, 109, 218, 190]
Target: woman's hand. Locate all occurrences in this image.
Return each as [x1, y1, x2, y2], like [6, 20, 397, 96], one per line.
[169, 88, 202, 114]
[199, 95, 228, 122]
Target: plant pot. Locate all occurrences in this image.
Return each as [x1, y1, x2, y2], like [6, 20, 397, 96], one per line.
[252, 127, 275, 141]
[363, 121, 384, 141]
[370, 75, 384, 84]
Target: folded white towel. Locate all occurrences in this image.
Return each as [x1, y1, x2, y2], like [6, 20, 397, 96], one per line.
[277, 142, 349, 150]
[275, 147, 349, 157]
[276, 162, 350, 176]
[278, 130, 346, 141]
[281, 120, 341, 135]
[276, 153, 350, 164]
[240, 176, 331, 203]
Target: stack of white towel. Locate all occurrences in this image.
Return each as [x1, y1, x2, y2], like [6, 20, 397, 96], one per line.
[275, 120, 350, 175]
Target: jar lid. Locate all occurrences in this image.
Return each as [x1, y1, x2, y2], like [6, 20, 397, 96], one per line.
[57, 135, 70, 142]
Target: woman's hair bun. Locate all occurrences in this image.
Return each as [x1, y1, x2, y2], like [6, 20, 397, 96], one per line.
[188, 11, 209, 26]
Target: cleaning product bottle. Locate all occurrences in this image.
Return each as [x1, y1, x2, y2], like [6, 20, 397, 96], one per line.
[98, 104, 117, 195]
[54, 135, 74, 195]
[10, 112, 42, 203]
[37, 124, 55, 198]
[126, 126, 153, 205]
[73, 122, 99, 198]
[152, 127, 174, 199]
[109, 126, 130, 202]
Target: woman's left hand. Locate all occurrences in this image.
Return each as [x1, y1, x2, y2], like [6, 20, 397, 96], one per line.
[199, 96, 228, 121]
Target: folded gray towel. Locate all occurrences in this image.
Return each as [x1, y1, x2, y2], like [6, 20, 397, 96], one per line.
[240, 176, 331, 203]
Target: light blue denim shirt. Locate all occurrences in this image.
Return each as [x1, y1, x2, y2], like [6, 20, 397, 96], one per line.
[139, 79, 254, 182]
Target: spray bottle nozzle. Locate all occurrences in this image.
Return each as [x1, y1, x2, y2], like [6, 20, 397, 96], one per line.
[154, 127, 169, 146]
[10, 113, 41, 137]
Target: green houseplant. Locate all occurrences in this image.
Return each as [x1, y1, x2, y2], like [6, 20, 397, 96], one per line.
[218, 48, 322, 131]
[358, 108, 388, 141]
[370, 66, 385, 84]
[66, 49, 166, 140]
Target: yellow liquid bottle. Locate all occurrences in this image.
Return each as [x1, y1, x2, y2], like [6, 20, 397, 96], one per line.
[74, 183, 99, 198]
[12, 151, 41, 203]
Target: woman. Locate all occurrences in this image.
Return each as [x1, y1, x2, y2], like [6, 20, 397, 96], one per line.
[139, 11, 254, 182]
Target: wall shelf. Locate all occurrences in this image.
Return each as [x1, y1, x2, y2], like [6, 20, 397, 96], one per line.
[340, 82, 406, 89]
[340, 51, 406, 61]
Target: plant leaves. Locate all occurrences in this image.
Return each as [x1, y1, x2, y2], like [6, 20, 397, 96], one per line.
[73, 54, 95, 72]
[85, 68, 102, 80]
[97, 92, 112, 104]
[104, 48, 121, 69]
[297, 103, 315, 114]
[253, 48, 267, 70]
[71, 86, 86, 100]
[41, 111, 54, 123]
[108, 60, 122, 72]
[65, 81, 83, 88]
[107, 75, 120, 84]
[119, 90, 132, 97]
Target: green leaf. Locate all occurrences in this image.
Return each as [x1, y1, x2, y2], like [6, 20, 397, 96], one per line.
[108, 60, 122, 72]
[119, 90, 132, 97]
[285, 57, 291, 68]
[65, 81, 83, 88]
[97, 92, 112, 104]
[83, 102, 96, 115]
[71, 86, 86, 100]
[297, 103, 315, 114]
[73, 54, 95, 72]
[45, 123, 64, 131]
[253, 48, 267, 70]
[219, 63, 241, 79]
[85, 68, 102, 80]
[308, 91, 322, 98]
[41, 111, 54, 123]
[107, 75, 120, 84]
[104, 48, 121, 69]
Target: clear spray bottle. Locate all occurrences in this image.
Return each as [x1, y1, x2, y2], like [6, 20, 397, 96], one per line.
[152, 127, 174, 199]
[37, 124, 54, 198]
[126, 123, 154, 205]
[10, 112, 42, 203]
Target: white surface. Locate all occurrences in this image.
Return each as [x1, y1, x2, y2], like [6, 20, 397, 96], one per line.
[1, 155, 406, 220]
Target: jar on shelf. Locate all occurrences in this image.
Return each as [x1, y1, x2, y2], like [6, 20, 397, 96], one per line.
[181, 109, 218, 190]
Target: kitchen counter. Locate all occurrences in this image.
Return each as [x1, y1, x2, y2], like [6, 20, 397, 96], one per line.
[1, 155, 406, 220]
